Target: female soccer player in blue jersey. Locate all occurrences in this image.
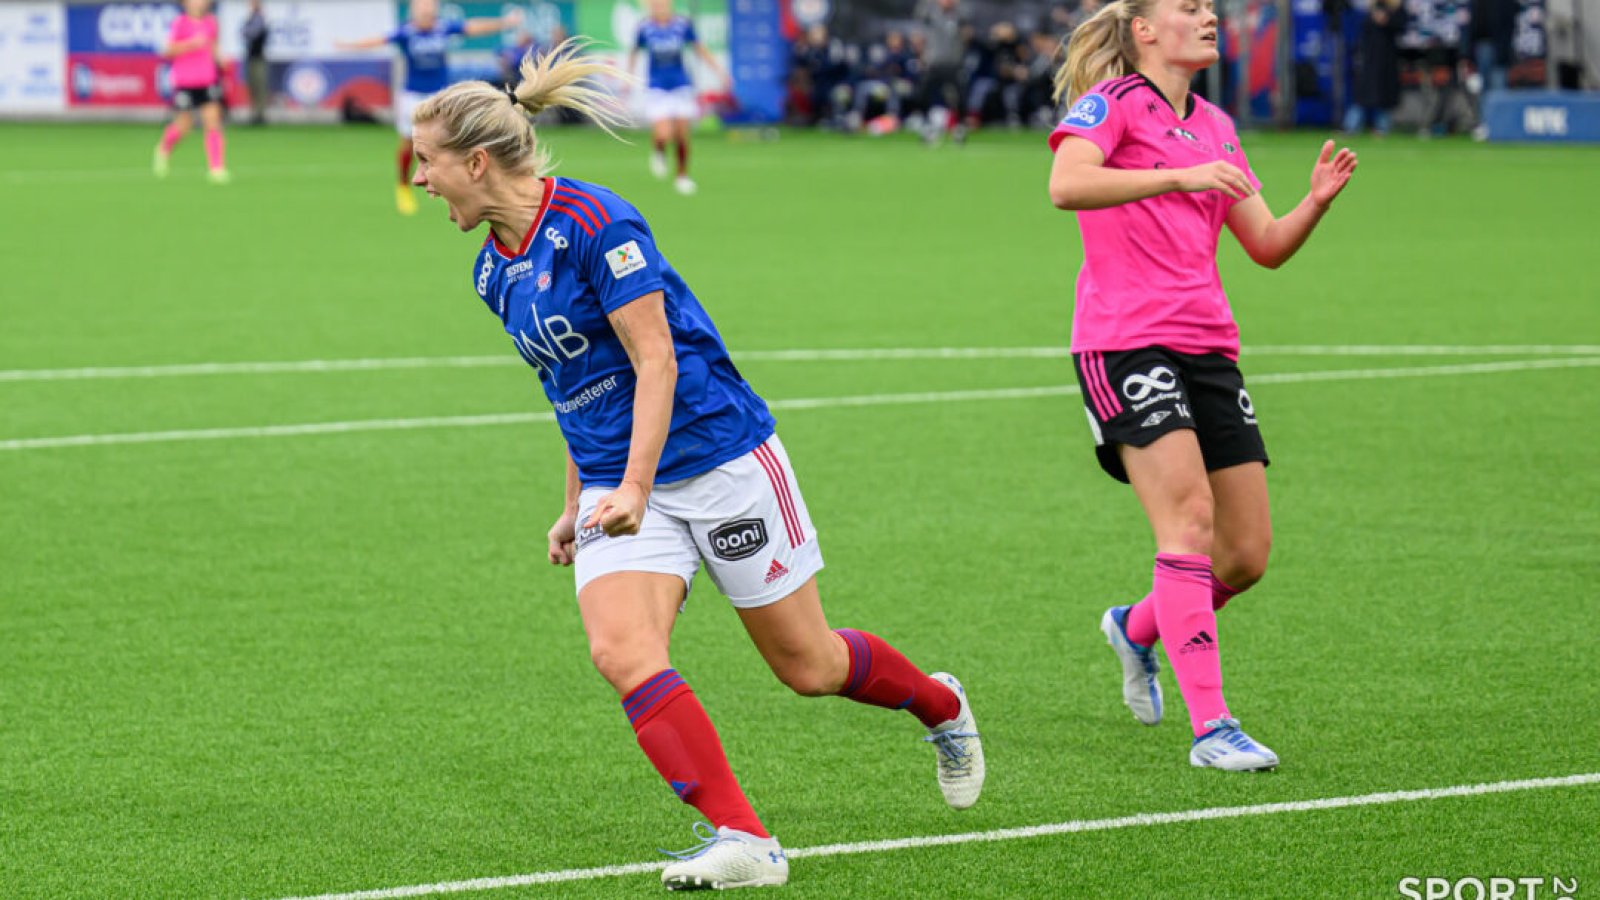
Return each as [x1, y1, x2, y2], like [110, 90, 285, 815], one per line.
[626, 0, 729, 195]
[407, 41, 985, 890]
[335, 0, 518, 215]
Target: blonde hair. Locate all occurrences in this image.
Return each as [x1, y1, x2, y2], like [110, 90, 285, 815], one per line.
[413, 38, 629, 177]
[1051, 0, 1153, 105]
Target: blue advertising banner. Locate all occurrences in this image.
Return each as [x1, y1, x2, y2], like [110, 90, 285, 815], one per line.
[67, 2, 179, 54]
[727, 0, 785, 122]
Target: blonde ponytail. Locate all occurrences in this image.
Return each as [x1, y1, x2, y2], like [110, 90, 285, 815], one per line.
[413, 38, 630, 177]
[1051, 0, 1148, 105]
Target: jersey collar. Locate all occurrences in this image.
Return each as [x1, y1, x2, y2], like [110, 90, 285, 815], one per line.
[489, 176, 556, 259]
[1132, 72, 1197, 121]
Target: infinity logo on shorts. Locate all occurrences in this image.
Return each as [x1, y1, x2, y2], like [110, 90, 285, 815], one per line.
[1122, 367, 1179, 402]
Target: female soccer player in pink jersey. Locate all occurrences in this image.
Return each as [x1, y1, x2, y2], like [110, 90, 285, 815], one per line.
[407, 42, 984, 889]
[153, 0, 229, 183]
[1046, 0, 1356, 770]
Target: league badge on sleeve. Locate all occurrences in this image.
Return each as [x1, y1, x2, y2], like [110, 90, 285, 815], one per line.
[605, 240, 648, 279]
[1062, 93, 1110, 129]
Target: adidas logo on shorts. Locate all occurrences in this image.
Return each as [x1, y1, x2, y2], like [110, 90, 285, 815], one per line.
[763, 559, 789, 584]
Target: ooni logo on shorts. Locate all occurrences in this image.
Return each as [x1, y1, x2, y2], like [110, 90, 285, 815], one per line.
[1062, 93, 1109, 129]
[709, 519, 768, 561]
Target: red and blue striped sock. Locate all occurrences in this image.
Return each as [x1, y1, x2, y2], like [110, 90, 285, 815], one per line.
[833, 629, 960, 728]
[624, 669, 767, 837]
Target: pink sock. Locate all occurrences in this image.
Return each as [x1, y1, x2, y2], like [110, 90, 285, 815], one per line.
[1152, 553, 1230, 736]
[1211, 574, 1241, 611]
[1124, 573, 1246, 646]
[159, 124, 184, 154]
[204, 129, 225, 171]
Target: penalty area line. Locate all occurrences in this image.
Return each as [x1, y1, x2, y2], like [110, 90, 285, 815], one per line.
[264, 772, 1600, 900]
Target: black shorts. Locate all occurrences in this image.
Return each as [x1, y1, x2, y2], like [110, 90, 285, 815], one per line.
[1073, 346, 1269, 483]
[172, 83, 223, 111]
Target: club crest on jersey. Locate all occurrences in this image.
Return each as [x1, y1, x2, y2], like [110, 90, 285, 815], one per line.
[605, 240, 647, 279]
[536, 270, 552, 292]
[1062, 92, 1109, 129]
[1224, 141, 1237, 154]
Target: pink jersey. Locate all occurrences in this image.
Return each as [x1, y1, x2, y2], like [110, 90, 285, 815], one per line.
[167, 14, 219, 89]
[1048, 73, 1261, 359]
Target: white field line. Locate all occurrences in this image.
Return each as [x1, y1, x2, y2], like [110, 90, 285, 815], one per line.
[5, 357, 1600, 453]
[265, 772, 1600, 900]
[4, 345, 1600, 383]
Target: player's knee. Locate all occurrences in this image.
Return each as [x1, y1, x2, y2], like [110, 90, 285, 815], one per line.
[1231, 542, 1271, 590]
[775, 661, 837, 697]
[1172, 491, 1216, 552]
[587, 640, 657, 694]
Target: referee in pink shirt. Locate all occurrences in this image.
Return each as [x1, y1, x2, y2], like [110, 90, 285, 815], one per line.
[154, 0, 229, 183]
[1045, 0, 1358, 770]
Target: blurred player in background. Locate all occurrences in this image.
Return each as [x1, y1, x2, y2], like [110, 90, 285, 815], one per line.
[1046, 0, 1357, 770]
[153, 0, 229, 183]
[336, 0, 519, 214]
[408, 41, 984, 889]
[627, 0, 729, 195]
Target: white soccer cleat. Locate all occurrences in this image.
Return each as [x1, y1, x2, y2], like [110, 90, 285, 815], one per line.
[649, 151, 669, 179]
[674, 175, 697, 195]
[1101, 605, 1163, 726]
[924, 672, 985, 810]
[660, 823, 788, 890]
[1189, 718, 1279, 771]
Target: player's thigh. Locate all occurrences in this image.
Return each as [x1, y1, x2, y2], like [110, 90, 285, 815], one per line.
[674, 435, 824, 611]
[577, 571, 687, 692]
[1208, 462, 1271, 583]
[735, 576, 847, 696]
[1120, 429, 1214, 549]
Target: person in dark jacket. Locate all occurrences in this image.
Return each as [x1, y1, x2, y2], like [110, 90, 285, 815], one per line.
[1343, 0, 1407, 134]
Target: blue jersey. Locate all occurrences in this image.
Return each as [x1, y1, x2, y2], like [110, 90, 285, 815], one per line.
[636, 16, 697, 91]
[471, 177, 775, 486]
[387, 20, 466, 93]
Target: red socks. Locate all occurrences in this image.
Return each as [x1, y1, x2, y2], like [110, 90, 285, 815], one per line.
[833, 629, 960, 728]
[623, 669, 767, 837]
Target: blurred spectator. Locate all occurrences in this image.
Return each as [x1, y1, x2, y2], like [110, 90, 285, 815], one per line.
[1343, 0, 1407, 134]
[850, 30, 920, 128]
[242, 0, 269, 125]
[1418, 0, 1468, 136]
[915, 0, 967, 142]
[961, 22, 998, 127]
[1463, 0, 1515, 137]
[500, 26, 540, 87]
[1022, 30, 1064, 127]
[790, 24, 854, 127]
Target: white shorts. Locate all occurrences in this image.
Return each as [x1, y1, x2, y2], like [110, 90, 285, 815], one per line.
[395, 90, 429, 137]
[644, 87, 699, 123]
[573, 435, 824, 608]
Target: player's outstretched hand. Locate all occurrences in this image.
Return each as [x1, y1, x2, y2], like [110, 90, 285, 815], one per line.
[547, 508, 578, 566]
[1309, 139, 1357, 208]
[584, 482, 648, 538]
[1176, 160, 1256, 200]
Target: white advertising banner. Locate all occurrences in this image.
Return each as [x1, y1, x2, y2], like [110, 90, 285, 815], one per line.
[0, 3, 67, 114]
[215, 0, 397, 61]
